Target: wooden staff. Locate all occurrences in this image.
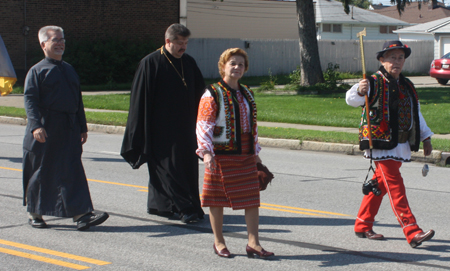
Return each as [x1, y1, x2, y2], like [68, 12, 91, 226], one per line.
[356, 28, 373, 150]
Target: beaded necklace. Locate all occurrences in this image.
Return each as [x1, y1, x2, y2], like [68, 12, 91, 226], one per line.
[160, 46, 187, 88]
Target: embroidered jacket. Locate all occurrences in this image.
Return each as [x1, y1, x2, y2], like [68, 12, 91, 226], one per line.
[359, 66, 421, 151]
[205, 80, 258, 155]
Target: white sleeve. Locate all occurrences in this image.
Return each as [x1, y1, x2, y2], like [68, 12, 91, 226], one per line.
[346, 83, 370, 108]
[196, 91, 216, 158]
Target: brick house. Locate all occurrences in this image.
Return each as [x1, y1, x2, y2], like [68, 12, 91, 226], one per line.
[0, 0, 180, 78]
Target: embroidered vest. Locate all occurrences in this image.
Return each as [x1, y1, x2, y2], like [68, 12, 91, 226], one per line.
[206, 81, 258, 155]
[359, 67, 421, 151]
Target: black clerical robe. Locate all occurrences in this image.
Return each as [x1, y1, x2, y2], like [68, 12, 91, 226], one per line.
[121, 47, 205, 217]
[23, 57, 93, 217]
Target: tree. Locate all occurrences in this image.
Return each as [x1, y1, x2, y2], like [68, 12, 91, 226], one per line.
[336, 0, 373, 10]
[297, 0, 324, 86]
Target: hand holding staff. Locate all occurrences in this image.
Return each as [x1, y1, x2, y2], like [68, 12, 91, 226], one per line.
[356, 28, 373, 150]
[357, 28, 377, 193]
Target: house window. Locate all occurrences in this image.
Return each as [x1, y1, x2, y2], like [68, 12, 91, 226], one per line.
[323, 24, 342, 33]
[333, 24, 342, 33]
[380, 25, 397, 34]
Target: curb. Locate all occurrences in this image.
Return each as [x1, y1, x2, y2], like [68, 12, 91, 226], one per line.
[87, 123, 126, 134]
[1, 116, 448, 166]
[0, 116, 27, 126]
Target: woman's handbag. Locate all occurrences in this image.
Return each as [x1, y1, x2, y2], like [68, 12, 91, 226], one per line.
[256, 163, 274, 191]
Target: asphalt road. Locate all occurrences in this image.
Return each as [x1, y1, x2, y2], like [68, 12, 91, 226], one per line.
[1, 123, 450, 270]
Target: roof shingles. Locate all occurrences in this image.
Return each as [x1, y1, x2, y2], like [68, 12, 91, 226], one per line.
[315, 0, 410, 25]
[371, 2, 450, 24]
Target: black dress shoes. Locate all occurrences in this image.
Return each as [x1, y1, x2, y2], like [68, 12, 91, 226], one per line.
[410, 229, 435, 248]
[76, 212, 109, 231]
[179, 212, 198, 223]
[246, 245, 274, 259]
[148, 208, 174, 218]
[355, 230, 384, 240]
[28, 218, 47, 228]
[213, 244, 231, 258]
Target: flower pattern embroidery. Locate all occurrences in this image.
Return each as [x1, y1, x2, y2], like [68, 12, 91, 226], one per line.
[198, 97, 217, 123]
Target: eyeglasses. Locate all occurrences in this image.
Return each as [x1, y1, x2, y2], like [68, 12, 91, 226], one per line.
[48, 38, 66, 44]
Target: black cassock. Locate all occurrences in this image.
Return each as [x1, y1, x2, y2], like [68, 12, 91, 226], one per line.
[23, 57, 93, 217]
[121, 47, 205, 218]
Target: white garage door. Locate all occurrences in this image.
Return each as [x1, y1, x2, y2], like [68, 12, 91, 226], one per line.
[441, 37, 450, 56]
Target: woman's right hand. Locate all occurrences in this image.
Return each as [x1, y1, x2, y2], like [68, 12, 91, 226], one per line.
[203, 151, 216, 171]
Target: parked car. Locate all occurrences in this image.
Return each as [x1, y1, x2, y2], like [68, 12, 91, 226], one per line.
[430, 52, 450, 85]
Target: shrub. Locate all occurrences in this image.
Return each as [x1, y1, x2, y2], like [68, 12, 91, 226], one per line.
[323, 62, 342, 89]
[29, 37, 158, 86]
[289, 66, 302, 85]
[285, 62, 349, 93]
[256, 68, 278, 91]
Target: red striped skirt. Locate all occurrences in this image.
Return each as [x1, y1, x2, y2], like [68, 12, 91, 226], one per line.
[201, 133, 260, 210]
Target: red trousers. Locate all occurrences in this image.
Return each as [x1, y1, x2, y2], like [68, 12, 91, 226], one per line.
[354, 160, 422, 243]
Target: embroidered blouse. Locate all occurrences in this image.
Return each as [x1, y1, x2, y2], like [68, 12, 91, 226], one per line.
[196, 90, 261, 158]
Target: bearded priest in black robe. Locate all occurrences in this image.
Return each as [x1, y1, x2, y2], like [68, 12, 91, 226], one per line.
[121, 24, 205, 223]
[23, 26, 108, 230]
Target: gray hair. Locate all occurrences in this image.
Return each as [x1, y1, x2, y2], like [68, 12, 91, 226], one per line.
[164, 23, 190, 41]
[38, 26, 64, 43]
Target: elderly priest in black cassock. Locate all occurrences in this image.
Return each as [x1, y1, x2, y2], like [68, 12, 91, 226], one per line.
[23, 26, 108, 230]
[121, 23, 205, 223]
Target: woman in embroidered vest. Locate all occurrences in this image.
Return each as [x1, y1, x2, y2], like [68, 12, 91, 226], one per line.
[196, 48, 274, 258]
[346, 40, 435, 248]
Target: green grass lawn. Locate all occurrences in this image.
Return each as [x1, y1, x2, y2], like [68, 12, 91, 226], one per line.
[85, 111, 128, 126]
[414, 88, 450, 134]
[258, 126, 358, 144]
[256, 93, 358, 128]
[2, 87, 449, 151]
[81, 87, 450, 135]
[256, 88, 450, 134]
[0, 107, 27, 118]
[82, 94, 130, 111]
